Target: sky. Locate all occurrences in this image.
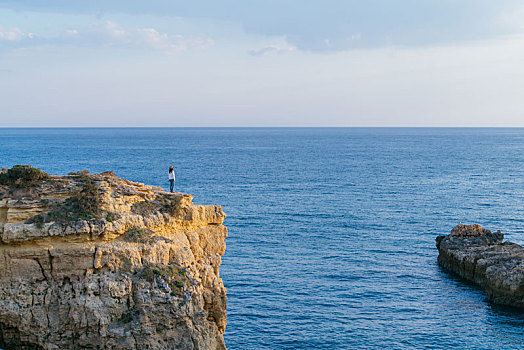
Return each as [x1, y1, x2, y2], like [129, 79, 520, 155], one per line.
[1, 1, 524, 127]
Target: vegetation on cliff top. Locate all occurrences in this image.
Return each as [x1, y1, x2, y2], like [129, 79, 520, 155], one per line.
[19, 168, 108, 225]
[0, 166, 183, 227]
[0, 165, 49, 188]
[131, 193, 188, 219]
[45, 177, 103, 222]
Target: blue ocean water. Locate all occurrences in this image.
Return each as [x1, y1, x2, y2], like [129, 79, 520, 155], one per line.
[1, 127, 524, 349]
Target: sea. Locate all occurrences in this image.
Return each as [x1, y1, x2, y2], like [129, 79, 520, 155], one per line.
[1, 127, 524, 349]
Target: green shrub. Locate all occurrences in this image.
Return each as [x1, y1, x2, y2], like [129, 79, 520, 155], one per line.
[0, 165, 48, 188]
[44, 177, 103, 222]
[164, 197, 180, 215]
[131, 201, 159, 216]
[124, 228, 154, 243]
[174, 280, 184, 288]
[68, 170, 90, 177]
[26, 214, 45, 229]
[74, 178, 102, 217]
[144, 264, 189, 294]
[159, 195, 188, 217]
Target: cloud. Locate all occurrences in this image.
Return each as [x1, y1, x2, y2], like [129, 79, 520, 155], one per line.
[0, 21, 213, 54]
[0, 26, 34, 41]
[82, 21, 214, 53]
[1, 0, 524, 51]
[248, 45, 295, 56]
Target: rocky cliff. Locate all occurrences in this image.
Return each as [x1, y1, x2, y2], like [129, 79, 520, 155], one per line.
[436, 224, 524, 308]
[0, 166, 228, 349]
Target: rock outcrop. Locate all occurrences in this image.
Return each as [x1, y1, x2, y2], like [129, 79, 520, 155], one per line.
[436, 224, 524, 308]
[0, 168, 228, 349]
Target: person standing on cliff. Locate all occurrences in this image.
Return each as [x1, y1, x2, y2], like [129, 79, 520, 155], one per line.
[168, 165, 175, 192]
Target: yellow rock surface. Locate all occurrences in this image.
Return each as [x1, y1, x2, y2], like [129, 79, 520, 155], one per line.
[0, 172, 228, 349]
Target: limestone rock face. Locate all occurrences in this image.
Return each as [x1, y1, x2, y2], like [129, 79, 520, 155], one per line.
[436, 224, 524, 308]
[0, 172, 228, 349]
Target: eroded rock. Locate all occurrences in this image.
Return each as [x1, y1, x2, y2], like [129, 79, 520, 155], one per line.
[436, 224, 524, 308]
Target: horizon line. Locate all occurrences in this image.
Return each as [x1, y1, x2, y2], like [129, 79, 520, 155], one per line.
[2, 126, 524, 129]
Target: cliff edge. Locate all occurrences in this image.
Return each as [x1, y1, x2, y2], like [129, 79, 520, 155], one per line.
[0, 166, 228, 349]
[436, 224, 524, 308]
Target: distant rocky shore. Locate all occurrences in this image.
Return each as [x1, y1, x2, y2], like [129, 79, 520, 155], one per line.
[0, 166, 228, 349]
[436, 224, 524, 308]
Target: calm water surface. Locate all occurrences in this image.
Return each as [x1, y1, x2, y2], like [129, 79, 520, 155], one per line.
[1, 128, 524, 349]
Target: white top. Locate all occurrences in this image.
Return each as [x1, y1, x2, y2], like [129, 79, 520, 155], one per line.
[169, 170, 175, 180]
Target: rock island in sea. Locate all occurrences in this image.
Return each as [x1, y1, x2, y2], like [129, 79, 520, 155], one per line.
[436, 224, 524, 308]
[0, 165, 228, 349]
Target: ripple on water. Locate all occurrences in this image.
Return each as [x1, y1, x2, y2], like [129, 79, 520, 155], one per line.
[2, 128, 524, 349]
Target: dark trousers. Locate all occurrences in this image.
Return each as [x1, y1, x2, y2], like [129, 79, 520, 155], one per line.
[169, 179, 174, 192]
